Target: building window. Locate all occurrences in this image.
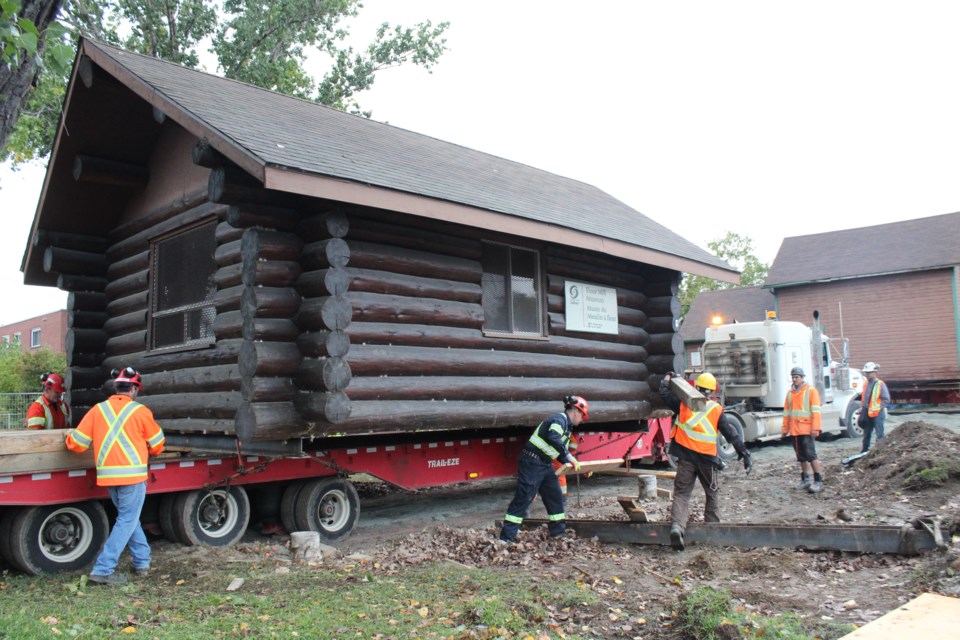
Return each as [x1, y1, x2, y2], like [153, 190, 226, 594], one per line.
[1, 335, 8, 345]
[481, 242, 544, 336]
[150, 220, 217, 350]
[13, 332, 21, 346]
[30, 328, 41, 348]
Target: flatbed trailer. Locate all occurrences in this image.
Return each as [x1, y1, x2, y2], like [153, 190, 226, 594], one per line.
[0, 419, 672, 574]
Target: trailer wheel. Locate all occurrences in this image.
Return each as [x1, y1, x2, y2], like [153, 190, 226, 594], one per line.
[293, 478, 360, 541]
[845, 400, 863, 439]
[279, 480, 308, 533]
[158, 493, 188, 544]
[4, 502, 108, 575]
[717, 413, 745, 462]
[173, 487, 250, 547]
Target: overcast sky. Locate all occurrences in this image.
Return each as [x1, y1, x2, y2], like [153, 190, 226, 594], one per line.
[3, 1, 960, 325]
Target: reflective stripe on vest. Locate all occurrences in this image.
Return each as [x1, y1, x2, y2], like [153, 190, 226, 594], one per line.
[783, 386, 813, 419]
[27, 396, 68, 429]
[95, 400, 149, 479]
[863, 380, 884, 417]
[528, 421, 565, 460]
[673, 401, 720, 456]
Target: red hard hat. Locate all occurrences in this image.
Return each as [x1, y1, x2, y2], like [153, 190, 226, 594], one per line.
[42, 373, 65, 393]
[564, 395, 589, 420]
[112, 366, 142, 389]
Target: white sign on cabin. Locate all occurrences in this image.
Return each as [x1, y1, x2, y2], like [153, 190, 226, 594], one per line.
[564, 280, 619, 335]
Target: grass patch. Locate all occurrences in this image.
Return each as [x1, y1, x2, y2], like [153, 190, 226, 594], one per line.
[672, 586, 855, 640]
[0, 561, 601, 639]
[902, 460, 960, 489]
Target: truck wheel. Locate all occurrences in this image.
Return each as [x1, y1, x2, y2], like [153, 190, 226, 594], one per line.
[173, 487, 250, 547]
[293, 478, 360, 541]
[717, 414, 745, 462]
[158, 493, 188, 544]
[280, 480, 308, 533]
[4, 502, 108, 575]
[845, 400, 863, 439]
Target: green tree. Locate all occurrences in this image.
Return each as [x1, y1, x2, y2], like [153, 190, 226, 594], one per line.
[679, 231, 769, 317]
[3, 0, 449, 163]
[0, 343, 66, 392]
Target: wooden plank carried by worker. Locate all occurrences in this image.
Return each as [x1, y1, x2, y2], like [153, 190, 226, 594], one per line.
[670, 377, 707, 410]
[838, 592, 960, 637]
[0, 429, 72, 455]
[599, 469, 677, 479]
[555, 458, 624, 477]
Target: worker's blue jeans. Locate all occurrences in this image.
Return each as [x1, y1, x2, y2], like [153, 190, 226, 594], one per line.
[860, 409, 886, 453]
[91, 482, 150, 576]
[499, 453, 565, 541]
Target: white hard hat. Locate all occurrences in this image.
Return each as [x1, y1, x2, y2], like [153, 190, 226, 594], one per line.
[862, 362, 879, 373]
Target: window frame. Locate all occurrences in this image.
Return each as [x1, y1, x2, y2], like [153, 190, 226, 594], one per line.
[147, 217, 218, 354]
[30, 328, 41, 349]
[480, 240, 547, 340]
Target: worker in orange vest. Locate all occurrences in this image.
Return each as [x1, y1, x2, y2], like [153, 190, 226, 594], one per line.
[24, 372, 71, 429]
[66, 367, 165, 586]
[660, 372, 751, 551]
[782, 367, 824, 494]
[858, 362, 891, 453]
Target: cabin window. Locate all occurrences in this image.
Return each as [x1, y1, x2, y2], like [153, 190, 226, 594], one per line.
[481, 242, 544, 336]
[150, 220, 217, 350]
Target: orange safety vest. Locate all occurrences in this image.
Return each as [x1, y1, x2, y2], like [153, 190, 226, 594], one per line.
[65, 395, 165, 486]
[25, 395, 71, 429]
[782, 383, 822, 436]
[861, 379, 885, 418]
[671, 401, 722, 457]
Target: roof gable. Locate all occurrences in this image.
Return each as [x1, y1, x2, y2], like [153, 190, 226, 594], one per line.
[765, 212, 960, 287]
[680, 286, 776, 342]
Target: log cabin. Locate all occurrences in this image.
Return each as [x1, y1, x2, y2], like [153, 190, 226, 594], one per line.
[20, 39, 738, 449]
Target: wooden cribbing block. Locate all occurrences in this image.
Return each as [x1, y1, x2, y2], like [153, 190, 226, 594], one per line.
[616, 496, 649, 522]
[670, 377, 707, 410]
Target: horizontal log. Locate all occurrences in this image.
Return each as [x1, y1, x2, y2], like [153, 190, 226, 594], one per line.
[214, 284, 244, 313]
[240, 228, 303, 262]
[141, 364, 241, 395]
[547, 274, 646, 309]
[643, 276, 681, 298]
[216, 220, 245, 244]
[296, 330, 350, 358]
[57, 274, 107, 292]
[548, 312, 649, 346]
[106, 249, 149, 281]
[104, 309, 147, 336]
[293, 392, 352, 426]
[295, 357, 352, 391]
[296, 268, 350, 297]
[345, 268, 482, 303]
[66, 328, 108, 353]
[647, 332, 683, 356]
[108, 201, 225, 261]
[154, 418, 236, 436]
[192, 139, 234, 169]
[546, 244, 647, 275]
[323, 400, 651, 435]
[242, 376, 297, 403]
[139, 391, 242, 419]
[106, 188, 209, 251]
[344, 322, 647, 363]
[242, 260, 300, 287]
[53, 258, 107, 287]
[227, 203, 300, 232]
[546, 294, 646, 328]
[300, 238, 350, 270]
[238, 341, 302, 377]
[101, 338, 243, 374]
[215, 239, 242, 267]
[68, 291, 108, 312]
[34, 229, 108, 254]
[213, 310, 244, 339]
[66, 366, 105, 391]
[214, 263, 244, 289]
[73, 154, 149, 190]
[294, 295, 353, 331]
[235, 401, 307, 442]
[104, 269, 148, 301]
[645, 316, 678, 334]
[644, 296, 682, 318]
[345, 377, 650, 402]
[208, 166, 274, 205]
[344, 344, 646, 380]
[646, 354, 685, 375]
[240, 286, 301, 319]
[548, 256, 644, 292]
[346, 240, 482, 283]
[105, 330, 147, 356]
[348, 291, 484, 329]
[297, 210, 349, 240]
[106, 290, 148, 317]
[347, 216, 481, 260]
[66, 351, 104, 369]
[216, 312, 300, 342]
[68, 310, 109, 329]
[68, 389, 108, 408]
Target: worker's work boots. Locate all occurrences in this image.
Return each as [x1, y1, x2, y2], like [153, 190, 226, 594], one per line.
[797, 476, 812, 491]
[88, 573, 128, 586]
[669, 525, 685, 551]
[807, 480, 824, 494]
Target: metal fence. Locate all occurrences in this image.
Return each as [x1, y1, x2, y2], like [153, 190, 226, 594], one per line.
[0, 393, 37, 430]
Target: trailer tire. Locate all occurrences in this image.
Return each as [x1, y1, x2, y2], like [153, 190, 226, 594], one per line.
[717, 414, 745, 462]
[158, 493, 188, 544]
[845, 400, 863, 439]
[173, 487, 250, 547]
[3, 501, 108, 575]
[293, 478, 360, 541]
[280, 480, 308, 534]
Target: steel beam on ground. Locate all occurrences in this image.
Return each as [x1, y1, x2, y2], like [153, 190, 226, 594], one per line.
[520, 519, 940, 555]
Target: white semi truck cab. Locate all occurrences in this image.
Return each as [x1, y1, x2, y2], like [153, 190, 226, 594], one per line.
[701, 312, 864, 444]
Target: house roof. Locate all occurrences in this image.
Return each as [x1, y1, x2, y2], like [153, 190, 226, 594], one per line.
[22, 39, 738, 285]
[679, 286, 776, 342]
[765, 211, 960, 287]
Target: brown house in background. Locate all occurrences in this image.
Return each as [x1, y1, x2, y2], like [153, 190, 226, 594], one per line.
[0, 310, 68, 354]
[21, 39, 737, 448]
[679, 287, 776, 372]
[765, 212, 960, 403]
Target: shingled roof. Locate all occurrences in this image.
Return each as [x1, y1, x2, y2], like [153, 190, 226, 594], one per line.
[765, 211, 960, 287]
[23, 39, 737, 284]
[679, 287, 776, 342]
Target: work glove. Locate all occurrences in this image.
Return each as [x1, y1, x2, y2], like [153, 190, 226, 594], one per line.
[567, 456, 581, 472]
